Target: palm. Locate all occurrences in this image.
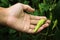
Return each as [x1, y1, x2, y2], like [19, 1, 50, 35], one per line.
[13, 13, 31, 33]
[6, 3, 50, 33]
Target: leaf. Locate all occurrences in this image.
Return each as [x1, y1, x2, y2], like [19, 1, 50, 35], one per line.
[9, 29, 16, 34]
[52, 19, 58, 30]
[1, 0, 8, 4]
[33, 10, 39, 16]
[49, 12, 52, 20]
[39, 3, 49, 15]
[49, 4, 56, 11]
[23, 1, 29, 4]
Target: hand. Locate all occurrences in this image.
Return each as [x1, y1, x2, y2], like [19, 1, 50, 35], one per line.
[3, 3, 50, 33]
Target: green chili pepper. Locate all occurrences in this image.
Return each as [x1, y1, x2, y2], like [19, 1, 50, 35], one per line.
[34, 19, 46, 32]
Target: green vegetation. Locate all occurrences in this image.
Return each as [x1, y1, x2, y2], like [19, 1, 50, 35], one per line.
[0, 0, 60, 40]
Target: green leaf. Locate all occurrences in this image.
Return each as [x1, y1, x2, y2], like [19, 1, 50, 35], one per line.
[52, 19, 58, 30]
[39, 3, 49, 15]
[33, 10, 39, 16]
[9, 29, 16, 34]
[23, 1, 29, 4]
[49, 12, 52, 20]
[1, 0, 8, 4]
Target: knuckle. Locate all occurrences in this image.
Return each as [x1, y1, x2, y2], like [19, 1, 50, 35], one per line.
[25, 5, 31, 8]
[16, 3, 21, 6]
[44, 16, 47, 19]
[42, 16, 47, 20]
[44, 23, 49, 27]
[25, 5, 30, 7]
[16, 3, 20, 5]
[46, 20, 51, 24]
[15, 3, 23, 9]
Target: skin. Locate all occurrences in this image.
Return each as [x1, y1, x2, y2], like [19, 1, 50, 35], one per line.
[0, 3, 50, 33]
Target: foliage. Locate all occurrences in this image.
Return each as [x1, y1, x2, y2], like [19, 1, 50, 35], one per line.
[0, 0, 60, 40]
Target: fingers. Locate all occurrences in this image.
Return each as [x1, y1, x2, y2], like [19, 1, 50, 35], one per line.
[45, 20, 51, 24]
[27, 29, 34, 33]
[28, 20, 50, 33]
[30, 20, 39, 24]
[37, 23, 49, 32]
[30, 15, 47, 24]
[37, 20, 51, 32]
[19, 3, 35, 12]
[22, 5, 35, 12]
[30, 15, 47, 20]
[27, 25, 35, 33]
[15, 3, 35, 12]
[30, 25, 35, 29]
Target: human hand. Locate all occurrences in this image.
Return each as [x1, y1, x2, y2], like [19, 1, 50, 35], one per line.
[3, 3, 50, 33]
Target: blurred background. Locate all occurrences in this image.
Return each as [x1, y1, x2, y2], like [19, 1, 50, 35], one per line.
[0, 0, 60, 40]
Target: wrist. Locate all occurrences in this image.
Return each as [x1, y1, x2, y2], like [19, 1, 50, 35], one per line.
[0, 7, 8, 24]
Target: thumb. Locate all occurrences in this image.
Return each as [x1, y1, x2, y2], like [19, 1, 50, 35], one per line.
[22, 4, 35, 12]
[11, 3, 35, 12]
